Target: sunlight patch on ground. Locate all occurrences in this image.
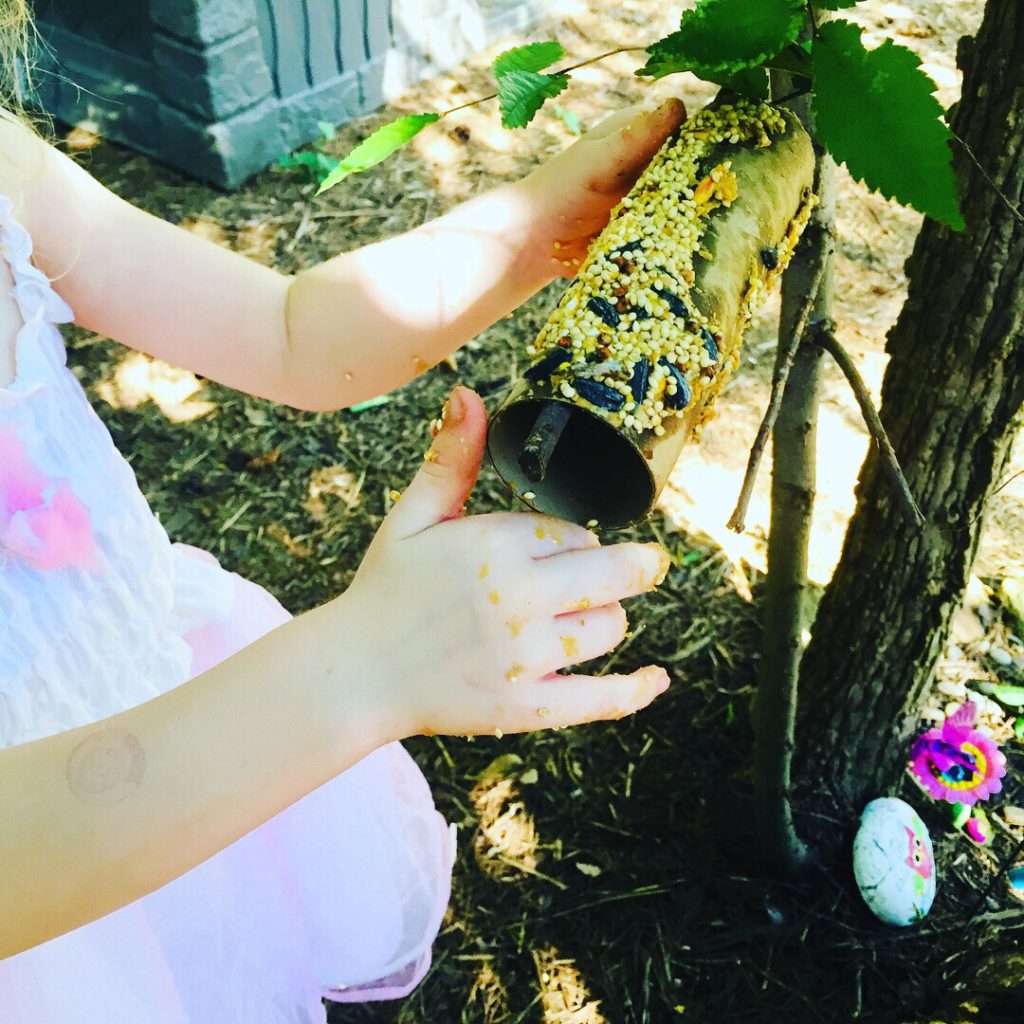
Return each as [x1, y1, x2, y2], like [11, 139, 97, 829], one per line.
[467, 959, 510, 1024]
[533, 946, 607, 1024]
[64, 122, 102, 151]
[95, 352, 215, 423]
[977, 427, 1024, 578]
[234, 221, 280, 264]
[471, 771, 540, 881]
[303, 465, 364, 521]
[660, 392, 871, 588]
[179, 217, 228, 246]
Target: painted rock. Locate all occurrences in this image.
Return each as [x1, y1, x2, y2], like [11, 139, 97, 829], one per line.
[1008, 865, 1024, 901]
[966, 808, 991, 845]
[853, 797, 936, 926]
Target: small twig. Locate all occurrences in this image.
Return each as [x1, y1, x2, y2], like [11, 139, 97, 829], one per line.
[805, 1, 819, 40]
[444, 46, 647, 116]
[518, 402, 571, 482]
[950, 128, 1024, 226]
[727, 257, 828, 533]
[992, 467, 1024, 499]
[811, 326, 926, 529]
[968, 464, 1024, 526]
[772, 85, 812, 107]
[966, 834, 1024, 920]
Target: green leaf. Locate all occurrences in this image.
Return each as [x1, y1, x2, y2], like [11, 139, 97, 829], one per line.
[768, 40, 813, 75]
[811, 20, 964, 228]
[493, 40, 564, 77]
[702, 66, 771, 100]
[813, 0, 861, 8]
[551, 103, 582, 134]
[277, 149, 340, 185]
[316, 113, 440, 193]
[975, 682, 1024, 708]
[638, 0, 805, 79]
[497, 69, 568, 128]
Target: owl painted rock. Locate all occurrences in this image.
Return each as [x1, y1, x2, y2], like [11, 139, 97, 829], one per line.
[853, 797, 936, 926]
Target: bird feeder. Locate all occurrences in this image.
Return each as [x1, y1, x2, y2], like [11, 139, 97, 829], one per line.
[487, 97, 816, 529]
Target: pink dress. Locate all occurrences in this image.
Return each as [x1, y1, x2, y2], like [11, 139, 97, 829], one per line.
[0, 196, 455, 1023]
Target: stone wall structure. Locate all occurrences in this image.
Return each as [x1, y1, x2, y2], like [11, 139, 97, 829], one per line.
[33, 0, 574, 187]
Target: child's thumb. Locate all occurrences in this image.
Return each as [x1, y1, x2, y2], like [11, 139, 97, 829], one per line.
[622, 97, 687, 152]
[385, 386, 488, 539]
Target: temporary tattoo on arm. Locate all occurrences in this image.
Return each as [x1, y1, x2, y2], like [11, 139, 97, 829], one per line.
[65, 728, 145, 805]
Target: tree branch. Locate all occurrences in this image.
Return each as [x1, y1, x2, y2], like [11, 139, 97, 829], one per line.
[727, 246, 830, 533]
[810, 326, 927, 529]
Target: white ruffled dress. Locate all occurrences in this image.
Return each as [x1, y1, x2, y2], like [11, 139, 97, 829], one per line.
[0, 196, 455, 1023]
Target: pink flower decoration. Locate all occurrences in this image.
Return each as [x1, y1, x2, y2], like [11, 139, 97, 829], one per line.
[908, 701, 1006, 806]
[0, 424, 103, 573]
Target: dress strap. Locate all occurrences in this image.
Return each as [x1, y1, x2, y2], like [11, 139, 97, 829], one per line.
[0, 194, 74, 327]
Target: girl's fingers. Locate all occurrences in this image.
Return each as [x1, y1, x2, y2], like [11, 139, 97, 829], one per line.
[385, 387, 487, 539]
[508, 665, 670, 732]
[538, 542, 670, 613]
[525, 603, 628, 675]
[477, 512, 599, 558]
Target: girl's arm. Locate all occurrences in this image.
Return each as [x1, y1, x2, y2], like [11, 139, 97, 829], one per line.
[5, 100, 683, 410]
[0, 389, 670, 959]
[0, 595, 379, 960]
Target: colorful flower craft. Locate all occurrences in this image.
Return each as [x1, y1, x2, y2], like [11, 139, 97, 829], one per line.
[909, 701, 1006, 805]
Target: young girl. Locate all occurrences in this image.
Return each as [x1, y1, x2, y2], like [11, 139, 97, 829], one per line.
[0, 6, 683, 1020]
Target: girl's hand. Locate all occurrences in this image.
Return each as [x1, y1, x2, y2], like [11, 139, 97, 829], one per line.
[341, 386, 671, 741]
[518, 97, 687, 279]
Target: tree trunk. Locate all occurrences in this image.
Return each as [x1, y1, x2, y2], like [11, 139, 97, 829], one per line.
[753, 117, 836, 872]
[795, 0, 1024, 809]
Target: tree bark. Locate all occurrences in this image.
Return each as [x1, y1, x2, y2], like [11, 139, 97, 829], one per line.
[796, 0, 1024, 809]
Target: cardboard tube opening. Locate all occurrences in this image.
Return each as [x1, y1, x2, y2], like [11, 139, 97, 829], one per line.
[486, 98, 815, 532]
[488, 398, 655, 528]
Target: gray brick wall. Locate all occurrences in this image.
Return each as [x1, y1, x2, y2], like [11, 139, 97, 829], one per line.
[32, 0, 579, 188]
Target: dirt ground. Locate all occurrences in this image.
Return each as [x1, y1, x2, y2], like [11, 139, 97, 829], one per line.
[53, 0, 1024, 1021]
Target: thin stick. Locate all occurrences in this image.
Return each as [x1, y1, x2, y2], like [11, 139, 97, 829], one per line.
[727, 255, 828, 533]
[518, 402, 571, 482]
[950, 129, 1024, 227]
[444, 46, 647, 117]
[812, 327, 926, 529]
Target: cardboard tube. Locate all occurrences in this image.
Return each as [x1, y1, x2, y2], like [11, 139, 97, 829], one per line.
[488, 100, 815, 528]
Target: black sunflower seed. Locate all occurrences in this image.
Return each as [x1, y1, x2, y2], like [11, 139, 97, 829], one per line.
[574, 377, 626, 412]
[612, 240, 644, 255]
[760, 246, 779, 270]
[523, 348, 571, 382]
[659, 358, 692, 409]
[587, 296, 621, 327]
[629, 358, 650, 403]
[699, 327, 719, 363]
[631, 305, 651, 320]
[653, 286, 688, 318]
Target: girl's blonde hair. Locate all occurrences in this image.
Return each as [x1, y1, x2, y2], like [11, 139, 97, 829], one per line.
[0, 0, 34, 122]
